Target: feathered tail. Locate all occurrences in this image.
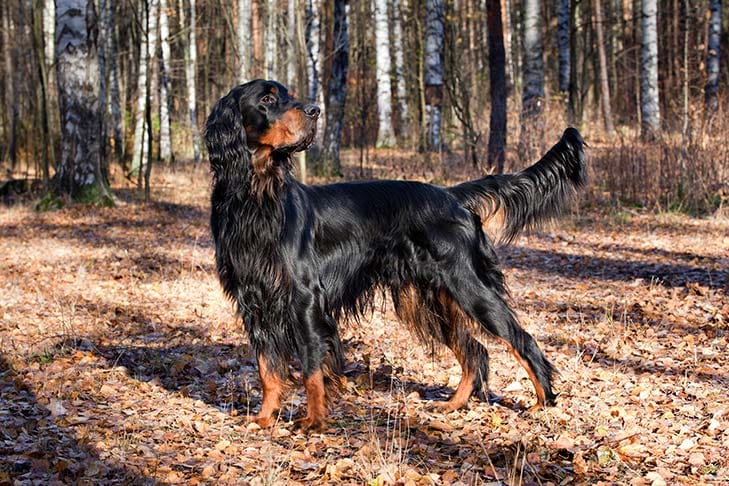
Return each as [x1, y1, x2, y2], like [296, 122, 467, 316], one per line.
[450, 127, 587, 244]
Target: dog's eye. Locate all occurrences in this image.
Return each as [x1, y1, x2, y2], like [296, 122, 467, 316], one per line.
[260, 95, 276, 105]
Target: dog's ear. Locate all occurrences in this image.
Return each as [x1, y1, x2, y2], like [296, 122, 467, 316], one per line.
[204, 90, 249, 175]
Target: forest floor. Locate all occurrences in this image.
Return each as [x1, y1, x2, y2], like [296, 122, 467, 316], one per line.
[1, 157, 728, 485]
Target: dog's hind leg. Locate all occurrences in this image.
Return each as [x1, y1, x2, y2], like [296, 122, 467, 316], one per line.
[395, 286, 490, 410]
[438, 324, 490, 411]
[444, 271, 557, 408]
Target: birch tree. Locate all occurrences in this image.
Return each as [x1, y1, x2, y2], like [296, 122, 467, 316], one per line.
[131, 0, 158, 176]
[424, 0, 445, 151]
[520, 0, 545, 152]
[320, 0, 349, 175]
[305, 0, 325, 149]
[159, 0, 173, 162]
[181, 0, 201, 164]
[238, 0, 252, 82]
[287, 0, 297, 87]
[374, 0, 395, 147]
[53, 0, 112, 205]
[391, 0, 408, 135]
[704, 0, 721, 117]
[264, 0, 277, 79]
[640, 0, 660, 138]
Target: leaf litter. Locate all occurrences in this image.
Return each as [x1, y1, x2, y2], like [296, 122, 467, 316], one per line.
[1, 166, 727, 484]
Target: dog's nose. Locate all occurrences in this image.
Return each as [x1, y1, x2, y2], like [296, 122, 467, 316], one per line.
[303, 104, 320, 119]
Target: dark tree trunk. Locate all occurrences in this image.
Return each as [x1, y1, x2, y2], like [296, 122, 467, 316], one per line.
[319, 0, 349, 176]
[486, 0, 507, 173]
[593, 0, 615, 135]
[557, 0, 571, 99]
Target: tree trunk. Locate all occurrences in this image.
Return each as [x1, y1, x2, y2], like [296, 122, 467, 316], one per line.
[108, 2, 124, 165]
[681, 0, 690, 143]
[287, 0, 297, 87]
[320, 0, 349, 175]
[305, 0, 321, 104]
[238, 0, 252, 82]
[486, 0, 507, 173]
[374, 0, 395, 147]
[181, 0, 202, 163]
[640, 0, 660, 139]
[568, 0, 585, 126]
[704, 0, 721, 117]
[53, 0, 112, 205]
[557, 0, 570, 99]
[391, 0, 409, 137]
[98, 0, 110, 171]
[502, 0, 515, 91]
[264, 0, 276, 78]
[424, 0, 445, 151]
[593, 0, 615, 135]
[32, 0, 53, 181]
[251, 0, 263, 78]
[159, 0, 173, 163]
[131, 0, 159, 177]
[520, 0, 545, 154]
[2, 2, 18, 169]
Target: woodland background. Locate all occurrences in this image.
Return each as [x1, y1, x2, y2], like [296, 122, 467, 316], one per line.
[0, 0, 727, 209]
[1, 0, 728, 485]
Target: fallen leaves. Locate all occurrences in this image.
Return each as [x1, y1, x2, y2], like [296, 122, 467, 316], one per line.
[1, 166, 728, 484]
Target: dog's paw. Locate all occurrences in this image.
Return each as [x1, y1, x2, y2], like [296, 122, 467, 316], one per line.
[294, 415, 326, 432]
[247, 415, 276, 428]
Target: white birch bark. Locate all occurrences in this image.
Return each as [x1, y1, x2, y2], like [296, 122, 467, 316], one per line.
[264, 0, 277, 79]
[54, 0, 111, 201]
[521, 0, 544, 118]
[182, 0, 201, 163]
[640, 0, 660, 137]
[391, 0, 408, 129]
[704, 0, 721, 114]
[374, 0, 395, 147]
[108, 1, 123, 162]
[305, 0, 325, 144]
[43, 0, 55, 72]
[131, 1, 150, 175]
[424, 0, 444, 150]
[238, 0, 251, 83]
[132, 0, 159, 174]
[159, 0, 173, 162]
[287, 0, 297, 87]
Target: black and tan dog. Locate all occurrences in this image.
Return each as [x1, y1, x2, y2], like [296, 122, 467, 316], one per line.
[205, 79, 586, 430]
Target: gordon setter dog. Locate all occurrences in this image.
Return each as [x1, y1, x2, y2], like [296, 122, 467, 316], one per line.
[205, 79, 586, 431]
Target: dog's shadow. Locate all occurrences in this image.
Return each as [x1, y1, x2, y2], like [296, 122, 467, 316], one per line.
[57, 330, 510, 426]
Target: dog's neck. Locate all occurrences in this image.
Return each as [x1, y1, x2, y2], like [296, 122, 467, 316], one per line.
[249, 148, 292, 203]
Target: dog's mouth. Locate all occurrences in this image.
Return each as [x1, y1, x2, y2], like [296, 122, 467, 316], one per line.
[274, 122, 317, 154]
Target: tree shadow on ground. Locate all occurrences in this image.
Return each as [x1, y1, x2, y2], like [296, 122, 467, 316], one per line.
[503, 245, 728, 290]
[0, 354, 152, 484]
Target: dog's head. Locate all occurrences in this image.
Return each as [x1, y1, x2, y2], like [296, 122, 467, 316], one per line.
[205, 80, 319, 197]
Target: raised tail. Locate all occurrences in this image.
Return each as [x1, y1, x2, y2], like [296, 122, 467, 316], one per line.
[450, 127, 587, 244]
